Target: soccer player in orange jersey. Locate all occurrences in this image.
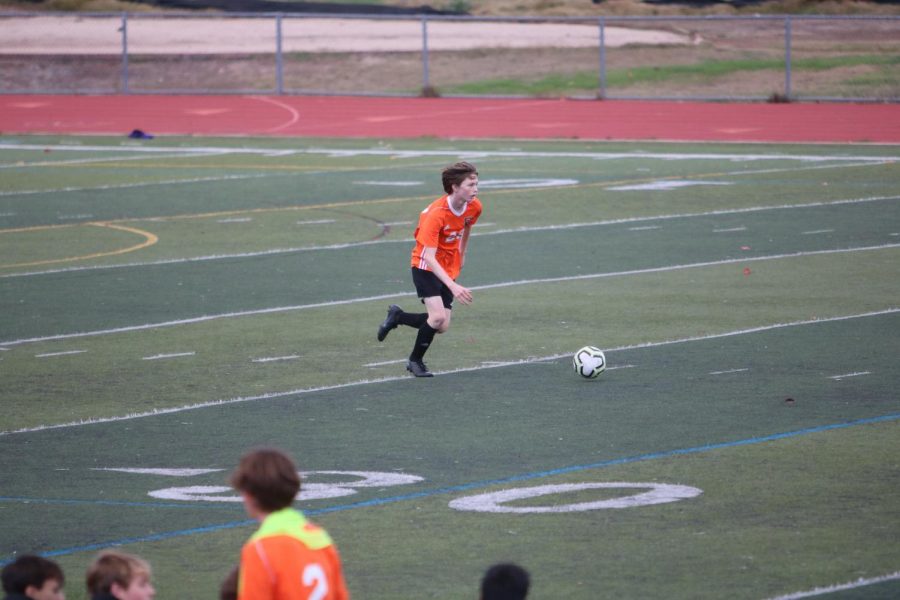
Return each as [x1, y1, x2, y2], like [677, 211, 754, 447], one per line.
[231, 448, 349, 600]
[377, 161, 482, 377]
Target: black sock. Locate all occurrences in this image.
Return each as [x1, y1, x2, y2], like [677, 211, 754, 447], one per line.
[398, 312, 427, 328]
[409, 323, 437, 362]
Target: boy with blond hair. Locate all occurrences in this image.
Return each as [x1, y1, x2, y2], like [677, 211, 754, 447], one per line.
[85, 551, 155, 600]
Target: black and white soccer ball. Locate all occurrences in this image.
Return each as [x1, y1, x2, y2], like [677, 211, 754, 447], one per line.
[573, 346, 606, 379]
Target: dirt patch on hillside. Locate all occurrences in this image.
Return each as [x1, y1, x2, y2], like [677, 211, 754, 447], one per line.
[0, 15, 691, 55]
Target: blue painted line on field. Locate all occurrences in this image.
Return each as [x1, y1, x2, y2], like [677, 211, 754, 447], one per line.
[0, 496, 243, 510]
[36, 520, 256, 562]
[3, 412, 898, 566]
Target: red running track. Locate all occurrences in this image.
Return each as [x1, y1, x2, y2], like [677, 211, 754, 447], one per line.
[2, 95, 900, 143]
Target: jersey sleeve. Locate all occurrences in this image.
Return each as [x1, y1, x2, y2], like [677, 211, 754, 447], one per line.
[326, 547, 350, 600]
[415, 207, 443, 248]
[238, 541, 275, 600]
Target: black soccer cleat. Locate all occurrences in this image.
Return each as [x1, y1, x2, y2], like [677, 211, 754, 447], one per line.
[377, 304, 403, 342]
[406, 359, 434, 378]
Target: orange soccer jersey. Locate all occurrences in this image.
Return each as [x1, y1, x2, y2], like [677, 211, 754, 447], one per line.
[410, 195, 482, 280]
[238, 508, 349, 600]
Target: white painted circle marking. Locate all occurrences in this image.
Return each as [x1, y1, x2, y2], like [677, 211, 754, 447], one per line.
[449, 482, 702, 513]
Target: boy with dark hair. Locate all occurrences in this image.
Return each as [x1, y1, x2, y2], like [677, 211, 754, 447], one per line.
[230, 448, 349, 600]
[1, 555, 65, 600]
[84, 551, 154, 600]
[377, 161, 482, 377]
[480, 563, 530, 600]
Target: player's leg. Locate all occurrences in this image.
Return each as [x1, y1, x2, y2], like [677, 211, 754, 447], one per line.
[406, 296, 445, 377]
[407, 277, 456, 376]
[377, 304, 427, 342]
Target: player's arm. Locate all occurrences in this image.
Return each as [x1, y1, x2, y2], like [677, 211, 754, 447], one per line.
[420, 246, 473, 305]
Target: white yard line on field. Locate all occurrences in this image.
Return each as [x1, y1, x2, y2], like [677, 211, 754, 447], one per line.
[709, 368, 749, 375]
[142, 352, 195, 361]
[2, 243, 899, 349]
[364, 358, 408, 367]
[0, 150, 227, 170]
[35, 350, 86, 358]
[829, 371, 871, 380]
[4, 142, 899, 162]
[0, 174, 267, 197]
[251, 355, 301, 363]
[3, 308, 897, 436]
[765, 570, 900, 600]
[3, 194, 898, 280]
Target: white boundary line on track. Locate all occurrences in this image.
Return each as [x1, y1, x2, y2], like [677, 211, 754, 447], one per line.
[765, 570, 900, 599]
[3, 194, 898, 280]
[250, 96, 302, 133]
[3, 308, 896, 436]
[2, 243, 899, 348]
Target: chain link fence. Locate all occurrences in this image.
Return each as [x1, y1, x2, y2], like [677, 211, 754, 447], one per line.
[1, 12, 897, 101]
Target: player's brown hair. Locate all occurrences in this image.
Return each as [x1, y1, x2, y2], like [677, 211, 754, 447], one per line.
[85, 551, 150, 596]
[442, 161, 478, 194]
[230, 447, 300, 513]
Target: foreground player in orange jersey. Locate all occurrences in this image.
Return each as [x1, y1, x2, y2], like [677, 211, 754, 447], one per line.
[377, 161, 482, 377]
[232, 448, 349, 600]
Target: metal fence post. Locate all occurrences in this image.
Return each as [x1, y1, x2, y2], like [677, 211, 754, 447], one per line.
[421, 15, 430, 94]
[784, 15, 792, 100]
[598, 16, 606, 99]
[275, 14, 284, 95]
[120, 12, 129, 94]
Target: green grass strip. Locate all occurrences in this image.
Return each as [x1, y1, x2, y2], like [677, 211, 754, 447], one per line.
[444, 54, 900, 96]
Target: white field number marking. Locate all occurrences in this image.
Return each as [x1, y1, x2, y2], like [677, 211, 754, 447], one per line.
[145, 470, 423, 502]
[112, 468, 701, 515]
[448, 482, 702, 513]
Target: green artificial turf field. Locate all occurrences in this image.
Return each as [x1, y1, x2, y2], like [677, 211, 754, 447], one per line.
[1, 135, 898, 599]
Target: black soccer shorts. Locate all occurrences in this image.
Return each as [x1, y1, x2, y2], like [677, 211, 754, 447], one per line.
[411, 267, 454, 309]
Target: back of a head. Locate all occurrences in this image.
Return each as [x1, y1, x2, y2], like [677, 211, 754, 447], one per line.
[1, 555, 64, 594]
[230, 447, 300, 513]
[85, 550, 150, 596]
[480, 563, 530, 600]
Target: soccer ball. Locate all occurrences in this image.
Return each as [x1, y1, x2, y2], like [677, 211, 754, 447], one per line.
[573, 346, 606, 379]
